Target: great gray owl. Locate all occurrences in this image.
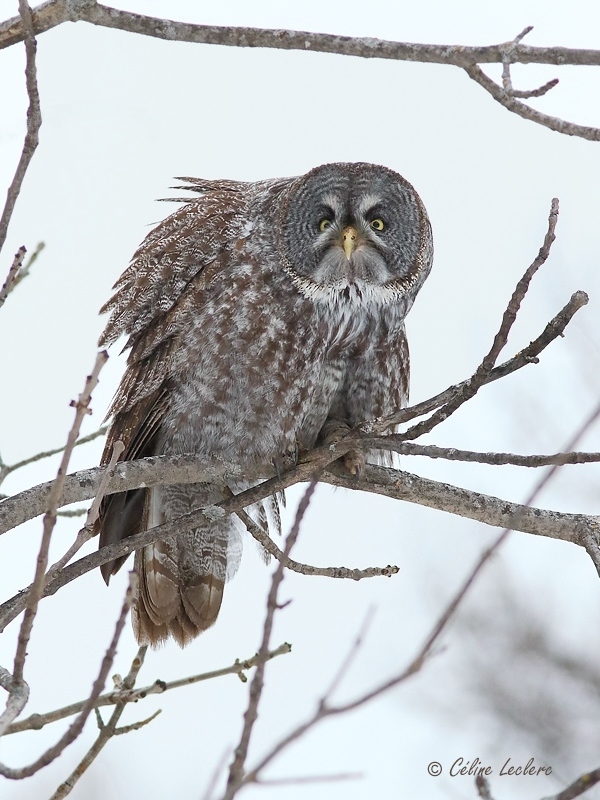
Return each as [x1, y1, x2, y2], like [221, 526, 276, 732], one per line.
[96, 162, 433, 647]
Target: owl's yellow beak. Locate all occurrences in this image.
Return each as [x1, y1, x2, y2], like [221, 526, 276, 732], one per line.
[341, 226, 358, 261]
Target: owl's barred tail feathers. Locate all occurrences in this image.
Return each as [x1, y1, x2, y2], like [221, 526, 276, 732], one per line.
[133, 538, 225, 647]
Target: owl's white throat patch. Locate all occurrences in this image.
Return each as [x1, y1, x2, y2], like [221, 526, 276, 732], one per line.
[281, 258, 412, 307]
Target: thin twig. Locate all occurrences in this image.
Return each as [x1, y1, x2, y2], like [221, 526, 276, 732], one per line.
[224, 479, 319, 798]
[0, 573, 136, 779]
[0, 424, 107, 487]
[364, 288, 588, 433]
[49, 642, 148, 799]
[400, 198, 560, 442]
[6, 643, 292, 735]
[362, 440, 600, 467]
[476, 774, 495, 799]
[0, 0, 41, 257]
[465, 63, 600, 141]
[9, 239, 44, 291]
[11, 352, 107, 688]
[0, 246, 26, 310]
[41, 439, 124, 590]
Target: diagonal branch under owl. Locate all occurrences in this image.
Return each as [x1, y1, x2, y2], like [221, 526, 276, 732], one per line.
[95, 162, 433, 647]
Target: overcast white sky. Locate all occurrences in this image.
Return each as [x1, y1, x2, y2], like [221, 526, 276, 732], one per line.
[1, 1, 600, 799]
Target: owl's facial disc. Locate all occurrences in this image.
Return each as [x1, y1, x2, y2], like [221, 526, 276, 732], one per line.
[279, 162, 432, 300]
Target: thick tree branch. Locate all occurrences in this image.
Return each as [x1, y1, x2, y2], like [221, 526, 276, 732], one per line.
[0, 282, 588, 538]
[1, 4, 600, 139]
[1, 460, 597, 634]
[1, 2, 600, 67]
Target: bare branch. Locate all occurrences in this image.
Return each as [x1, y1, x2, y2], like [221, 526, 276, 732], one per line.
[2, 4, 600, 138]
[0, 573, 136, 779]
[365, 289, 588, 434]
[362, 440, 600, 467]
[6, 643, 292, 735]
[542, 768, 600, 800]
[224, 479, 319, 798]
[0, 246, 26, 310]
[239, 401, 600, 788]
[1, 3, 600, 67]
[399, 197, 560, 442]
[0, 286, 588, 539]
[49, 642, 147, 799]
[0, 424, 107, 487]
[476, 774, 495, 800]
[2, 453, 598, 634]
[465, 63, 600, 141]
[0, 0, 41, 257]
[11, 351, 107, 688]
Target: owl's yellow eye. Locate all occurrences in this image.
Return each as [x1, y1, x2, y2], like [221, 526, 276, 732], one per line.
[370, 218, 385, 231]
[319, 219, 332, 232]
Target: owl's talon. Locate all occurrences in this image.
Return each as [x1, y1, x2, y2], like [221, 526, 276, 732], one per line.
[343, 449, 366, 478]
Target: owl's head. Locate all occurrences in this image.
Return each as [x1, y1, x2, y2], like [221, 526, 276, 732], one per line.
[277, 162, 433, 307]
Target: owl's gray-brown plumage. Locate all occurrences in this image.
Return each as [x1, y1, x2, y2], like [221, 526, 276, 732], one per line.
[96, 162, 433, 647]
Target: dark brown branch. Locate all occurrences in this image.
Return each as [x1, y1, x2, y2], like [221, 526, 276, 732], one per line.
[0, 0, 41, 257]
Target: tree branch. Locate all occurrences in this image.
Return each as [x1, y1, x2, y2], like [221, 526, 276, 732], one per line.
[541, 768, 600, 800]
[2, 4, 600, 139]
[5, 643, 291, 735]
[225, 479, 318, 798]
[0, 0, 41, 258]
[0, 573, 136, 779]
[49, 642, 147, 799]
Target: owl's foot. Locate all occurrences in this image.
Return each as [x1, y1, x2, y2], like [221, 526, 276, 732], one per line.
[343, 448, 366, 478]
[318, 419, 365, 478]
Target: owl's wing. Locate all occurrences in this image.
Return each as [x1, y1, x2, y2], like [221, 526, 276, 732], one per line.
[99, 179, 250, 349]
[96, 181, 251, 579]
